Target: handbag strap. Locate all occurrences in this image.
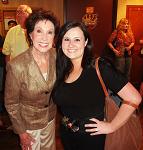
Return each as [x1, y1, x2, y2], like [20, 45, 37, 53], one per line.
[95, 57, 138, 109]
[95, 57, 109, 97]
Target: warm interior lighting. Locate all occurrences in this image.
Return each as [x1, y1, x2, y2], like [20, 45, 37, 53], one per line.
[1, 0, 8, 4]
[82, 6, 98, 30]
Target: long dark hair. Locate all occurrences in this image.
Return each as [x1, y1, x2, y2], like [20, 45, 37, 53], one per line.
[53, 21, 94, 92]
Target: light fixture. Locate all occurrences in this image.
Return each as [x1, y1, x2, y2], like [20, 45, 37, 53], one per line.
[82, 6, 98, 30]
[1, 0, 8, 4]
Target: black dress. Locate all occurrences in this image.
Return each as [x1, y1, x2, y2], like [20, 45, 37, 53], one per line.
[54, 59, 128, 150]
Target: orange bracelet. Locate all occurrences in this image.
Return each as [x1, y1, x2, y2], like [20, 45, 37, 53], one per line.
[123, 101, 138, 109]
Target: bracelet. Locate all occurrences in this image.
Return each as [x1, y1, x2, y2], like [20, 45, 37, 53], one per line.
[123, 101, 138, 109]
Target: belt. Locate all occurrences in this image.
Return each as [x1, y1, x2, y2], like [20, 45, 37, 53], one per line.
[62, 116, 92, 133]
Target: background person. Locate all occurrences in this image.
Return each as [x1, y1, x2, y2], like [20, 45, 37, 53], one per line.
[4, 9, 60, 150]
[2, 4, 32, 62]
[0, 34, 5, 130]
[7, 20, 17, 30]
[108, 18, 135, 80]
[52, 21, 141, 150]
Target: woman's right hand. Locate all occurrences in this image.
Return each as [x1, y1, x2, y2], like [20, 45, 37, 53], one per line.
[85, 118, 114, 135]
[19, 132, 35, 150]
[114, 49, 122, 56]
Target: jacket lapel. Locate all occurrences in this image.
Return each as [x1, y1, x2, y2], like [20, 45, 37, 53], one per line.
[46, 48, 56, 91]
[28, 48, 56, 93]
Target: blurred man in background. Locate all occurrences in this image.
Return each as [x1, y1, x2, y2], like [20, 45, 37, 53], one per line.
[2, 4, 32, 61]
[8, 20, 17, 30]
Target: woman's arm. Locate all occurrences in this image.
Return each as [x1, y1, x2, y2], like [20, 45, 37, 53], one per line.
[4, 63, 26, 134]
[109, 82, 141, 132]
[5, 62, 36, 149]
[107, 30, 121, 56]
[126, 42, 135, 55]
[126, 42, 134, 51]
[85, 82, 142, 135]
[108, 42, 117, 53]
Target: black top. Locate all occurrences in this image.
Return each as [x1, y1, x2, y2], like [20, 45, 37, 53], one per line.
[54, 59, 128, 120]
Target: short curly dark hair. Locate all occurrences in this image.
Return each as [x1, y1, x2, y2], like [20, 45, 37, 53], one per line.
[8, 20, 17, 26]
[25, 9, 60, 46]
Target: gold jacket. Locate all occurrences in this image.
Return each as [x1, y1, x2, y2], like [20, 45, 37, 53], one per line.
[4, 47, 56, 134]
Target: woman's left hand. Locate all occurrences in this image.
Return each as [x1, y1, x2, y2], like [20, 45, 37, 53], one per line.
[125, 46, 131, 51]
[84, 118, 114, 136]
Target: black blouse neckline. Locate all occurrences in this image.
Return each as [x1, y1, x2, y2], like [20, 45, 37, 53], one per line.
[63, 69, 86, 85]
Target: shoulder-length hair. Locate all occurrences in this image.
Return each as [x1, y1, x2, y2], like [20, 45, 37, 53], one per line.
[55, 21, 94, 85]
[25, 9, 60, 46]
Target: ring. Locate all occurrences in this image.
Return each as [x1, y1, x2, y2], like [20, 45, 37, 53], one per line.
[95, 128, 98, 132]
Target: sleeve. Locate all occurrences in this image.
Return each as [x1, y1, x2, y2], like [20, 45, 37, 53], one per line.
[4, 62, 26, 134]
[2, 30, 12, 55]
[99, 58, 128, 93]
[108, 29, 118, 43]
[130, 32, 135, 43]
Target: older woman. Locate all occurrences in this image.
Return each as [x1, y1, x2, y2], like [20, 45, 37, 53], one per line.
[4, 9, 59, 150]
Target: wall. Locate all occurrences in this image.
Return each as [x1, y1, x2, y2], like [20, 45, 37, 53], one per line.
[0, 0, 64, 36]
[117, 0, 143, 86]
[117, 0, 143, 25]
[0, 0, 115, 56]
[65, 0, 114, 56]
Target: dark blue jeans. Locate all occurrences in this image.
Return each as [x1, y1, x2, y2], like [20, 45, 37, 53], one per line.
[115, 56, 132, 80]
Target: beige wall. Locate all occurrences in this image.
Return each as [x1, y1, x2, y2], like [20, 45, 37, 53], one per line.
[117, 0, 143, 25]
[0, 0, 64, 36]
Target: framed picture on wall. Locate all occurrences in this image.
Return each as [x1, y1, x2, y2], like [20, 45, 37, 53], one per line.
[3, 9, 16, 35]
[4, 18, 16, 30]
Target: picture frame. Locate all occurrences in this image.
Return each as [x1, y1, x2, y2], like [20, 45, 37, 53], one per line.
[3, 9, 16, 35]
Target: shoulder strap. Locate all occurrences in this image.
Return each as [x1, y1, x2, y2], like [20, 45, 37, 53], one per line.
[95, 57, 109, 97]
[95, 58, 138, 109]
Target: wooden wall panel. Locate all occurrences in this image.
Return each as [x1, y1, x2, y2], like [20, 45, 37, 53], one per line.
[126, 5, 143, 86]
[0, 0, 64, 36]
[65, 0, 115, 56]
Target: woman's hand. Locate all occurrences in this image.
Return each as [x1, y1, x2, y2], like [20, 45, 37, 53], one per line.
[114, 49, 122, 56]
[125, 47, 132, 55]
[125, 46, 131, 52]
[85, 118, 114, 136]
[19, 132, 35, 150]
